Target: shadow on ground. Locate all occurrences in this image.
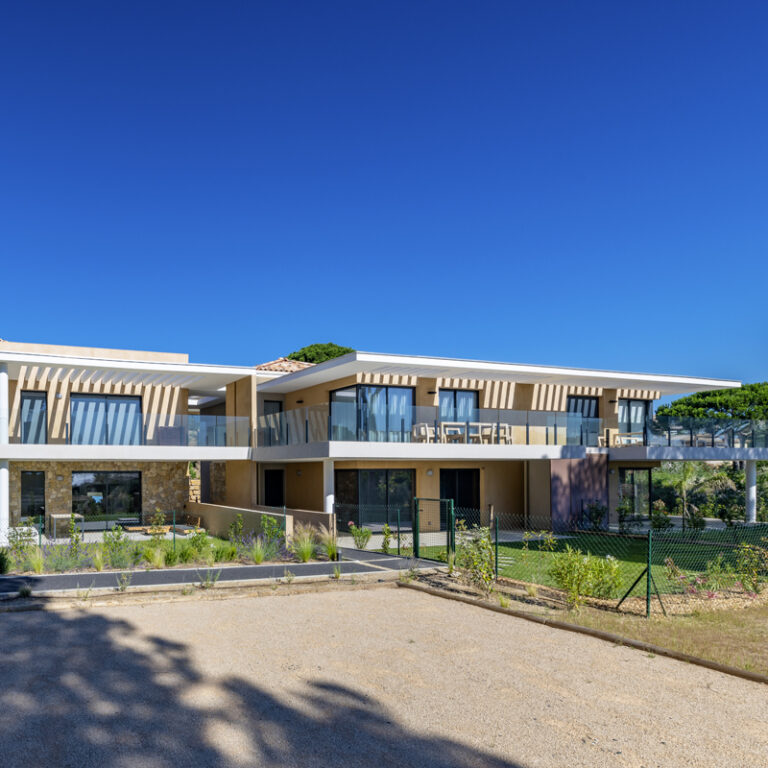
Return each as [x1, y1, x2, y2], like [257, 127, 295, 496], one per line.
[0, 607, 522, 768]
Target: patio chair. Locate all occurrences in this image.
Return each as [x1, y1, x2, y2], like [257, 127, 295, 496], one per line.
[411, 423, 435, 443]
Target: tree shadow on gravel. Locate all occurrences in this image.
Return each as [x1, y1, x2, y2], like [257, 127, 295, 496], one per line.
[0, 607, 523, 768]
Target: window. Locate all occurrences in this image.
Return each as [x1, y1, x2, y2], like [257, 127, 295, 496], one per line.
[334, 468, 414, 525]
[20, 391, 47, 444]
[438, 390, 479, 422]
[21, 471, 45, 519]
[330, 385, 415, 442]
[72, 471, 141, 522]
[618, 399, 650, 435]
[70, 395, 142, 445]
[566, 396, 599, 418]
[619, 468, 652, 517]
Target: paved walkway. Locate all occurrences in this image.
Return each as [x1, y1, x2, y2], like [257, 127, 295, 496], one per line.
[0, 548, 436, 595]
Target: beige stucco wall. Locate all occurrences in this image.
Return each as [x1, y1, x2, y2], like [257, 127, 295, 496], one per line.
[8, 460, 190, 525]
[284, 462, 324, 511]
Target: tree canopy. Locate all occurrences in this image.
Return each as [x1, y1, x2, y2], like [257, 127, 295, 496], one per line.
[655, 383, 768, 420]
[287, 343, 354, 364]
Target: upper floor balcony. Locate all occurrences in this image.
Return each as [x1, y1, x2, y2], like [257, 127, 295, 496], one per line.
[615, 415, 768, 449]
[257, 403, 603, 448]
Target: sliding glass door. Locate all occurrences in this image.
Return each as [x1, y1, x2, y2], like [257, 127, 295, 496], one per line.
[439, 390, 478, 423]
[618, 399, 650, 436]
[331, 386, 414, 442]
[70, 395, 142, 445]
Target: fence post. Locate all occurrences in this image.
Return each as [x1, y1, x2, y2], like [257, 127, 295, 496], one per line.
[448, 499, 455, 558]
[495, 515, 499, 580]
[397, 508, 401, 557]
[646, 529, 652, 619]
[413, 500, 420, 559]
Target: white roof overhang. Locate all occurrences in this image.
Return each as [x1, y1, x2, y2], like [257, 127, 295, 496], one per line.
[254, 351, 741, 397]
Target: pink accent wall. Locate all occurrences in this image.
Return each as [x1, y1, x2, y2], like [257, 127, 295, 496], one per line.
[550, 455, 608, 531]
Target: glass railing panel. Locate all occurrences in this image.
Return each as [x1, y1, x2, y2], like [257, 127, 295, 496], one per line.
[330, 400, 357, 441]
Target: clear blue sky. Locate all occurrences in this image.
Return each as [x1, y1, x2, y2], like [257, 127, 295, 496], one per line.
[1, 1, 767, 384]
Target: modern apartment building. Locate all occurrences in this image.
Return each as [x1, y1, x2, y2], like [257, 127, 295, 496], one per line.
[0, 339, 763, 542]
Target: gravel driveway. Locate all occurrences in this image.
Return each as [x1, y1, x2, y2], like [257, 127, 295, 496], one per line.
[0, 586, 766, 767]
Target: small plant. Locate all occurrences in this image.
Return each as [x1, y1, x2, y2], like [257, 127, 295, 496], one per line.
[498, 593, 510, 609]
[177, 543, 196, 564]
[47, 544, 78, 573]
[228, 513, 244, 543]
[650, 499, 673, 531]
[0, 548, 10, 574]
[705, 554, 737, 590]
[148, 509, 167, 538]
[455, 525, 495, 594]
[447, 550, 455, 575]
[196, 569, 221, 589]
[213, 541, 238, 562]
[91, 546, 105, 572]
[68, 514, 83, 560]
[583, 501, 608, 532]
[163, 542, 180, 567]
[735, 543, 768, 594]
[538, 530, 556, 552]
[144, 546, 166, 569]
[332, 565, 342, 580]
[283, 568, 295, 584]
[76, 582, 94, 602]
[181, 585, 194, 596]
[28, 547, 44, 574]
[548, 545, 590, 607]
[18, 584, 32, 598]
[103, 526, 131, 569]
[261, 515, 283, 543]
[116, 572, 132, 592]
[8, 525, 36, 569]
[249, 536, 277, 565]
[525, 583, 538, 598]
[188, 529, 210, 553]
[587, 554, 622, 599]
[347, 521, 372, 550]
[381, 523, 392, 555]
[317, 525, 338, 561]
[291, 523, 317, 563]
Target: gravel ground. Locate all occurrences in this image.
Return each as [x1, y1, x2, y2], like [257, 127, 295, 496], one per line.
[0, 586, 766, 768]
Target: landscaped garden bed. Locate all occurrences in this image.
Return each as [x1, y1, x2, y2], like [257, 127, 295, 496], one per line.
[0, 514, 339, 576]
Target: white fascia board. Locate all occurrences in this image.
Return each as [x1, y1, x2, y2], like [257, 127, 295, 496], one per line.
[0, 349, 283, 390]
[254, 351, 740, 396]
[252, 442, 595, 462]
[0, 444, 252, 462]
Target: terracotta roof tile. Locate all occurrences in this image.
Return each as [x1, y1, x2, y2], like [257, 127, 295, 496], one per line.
[254, 357, 315, 373]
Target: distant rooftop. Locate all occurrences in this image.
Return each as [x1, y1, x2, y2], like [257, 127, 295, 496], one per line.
[254, 357, 316, 373]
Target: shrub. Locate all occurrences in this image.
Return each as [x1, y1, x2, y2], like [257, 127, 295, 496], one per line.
[586, 554, 622, 599]
[548, 547, 622, 606]
[188, 529, 210, 553]
[455, 526, 495, 594]
[0, 549, 9, 574]
[213, 541, 238, 562]
[261, 515, 283, 543]
[650, 500, 673, 531]
[8, 526, 36, 570]
[91, 546, 105, 572]
[68, 514, 83, 560]
[583, 501, 608, 532]
[317, 525, 338, 561]
[381, 523, 392, 555]
[347, 521, 372, 550]
[228, 514, 244, 543]
[735, 543, 768, 594]
[705, 554, 737, 590]
[291, 523, 317, 563]
[103, 526, 131, 569]
[46, 545, 78, 573]
[163, 543, 180, 567]
[177, 543, 196, 564]
[144, 546, 166, 569]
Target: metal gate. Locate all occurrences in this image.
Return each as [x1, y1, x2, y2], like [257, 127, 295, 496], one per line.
[413, 497, 454, 562]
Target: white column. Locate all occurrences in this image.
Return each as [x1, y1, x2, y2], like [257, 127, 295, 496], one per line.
[323, 459, 334, 518]
[746, 459, 757, 524]
[0, 363, 8, 545]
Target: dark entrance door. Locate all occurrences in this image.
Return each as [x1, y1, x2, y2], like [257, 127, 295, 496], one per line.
[264, 469, 285, 507]
[21, 471, 45, 521]
[439, 468, 480, 528]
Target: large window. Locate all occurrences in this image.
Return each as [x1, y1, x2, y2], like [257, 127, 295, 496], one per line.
[619, 468, 652, 517]
[330, 386, 414, 442]
[618, 399, 650, 436]
[70, 395, 142, 445]
[21, 391, 47, 444]
[72, 471, 141, 522]
[334, 468, 414, 526]
[566, 395, 600, 445]
[566, 395, 599, 418]
[438, 390, 479, 423]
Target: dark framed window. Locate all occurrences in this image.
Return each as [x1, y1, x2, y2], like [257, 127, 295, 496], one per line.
[566, 395, 599, 418]
[21, 471, 45, 519]
[72, 471, 141, 522]
[334, 468, 414, 526]
[330, 385, 415, 442]
[70, 394, 142, 445]
[619, 467, 652, 517]
[21, 391, 47, 444]
[438, 390, 479, 422]
[618, 399, 651, 435]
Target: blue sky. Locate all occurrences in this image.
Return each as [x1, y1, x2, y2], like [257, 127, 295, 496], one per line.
[1, 1, 767, 384]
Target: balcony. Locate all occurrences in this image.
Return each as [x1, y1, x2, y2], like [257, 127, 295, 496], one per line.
[257, 404, 602, 448]
[625, 416, 768, 449]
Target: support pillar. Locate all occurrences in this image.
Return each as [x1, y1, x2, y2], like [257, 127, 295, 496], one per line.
[746, 459, 757, 524]
[323, 459, 334, 519]
[0, 363, 8, 544]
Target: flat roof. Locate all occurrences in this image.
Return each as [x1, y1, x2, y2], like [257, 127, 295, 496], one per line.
[254, 351, 741, 397]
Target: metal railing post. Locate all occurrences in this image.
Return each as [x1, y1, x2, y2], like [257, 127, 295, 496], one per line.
[413, 499, 420, 559]
[449, 499, 455, 558]
[646, 529, 652, 619]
